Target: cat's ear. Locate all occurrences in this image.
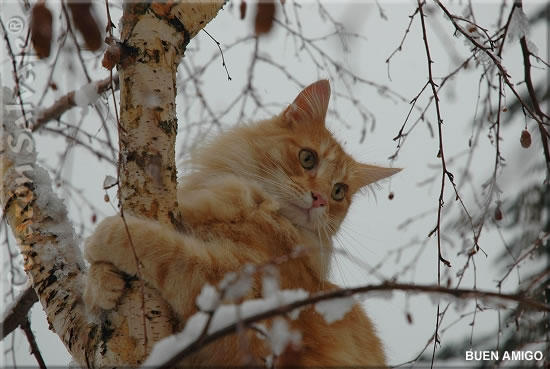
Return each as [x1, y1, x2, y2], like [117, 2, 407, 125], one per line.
[282, 80, 331, 125]
[356, 163, 401, 187]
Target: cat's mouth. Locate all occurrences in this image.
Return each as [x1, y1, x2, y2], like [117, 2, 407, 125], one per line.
[293, 204, 312, 220]
[281, 202, 323, 231]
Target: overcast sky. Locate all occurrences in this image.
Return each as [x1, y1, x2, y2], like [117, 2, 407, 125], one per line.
[1, 1, 548, 367]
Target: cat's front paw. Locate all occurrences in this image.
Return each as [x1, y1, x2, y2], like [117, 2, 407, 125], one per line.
[84, 216, 138, 276]
[84, 262, 126, 312]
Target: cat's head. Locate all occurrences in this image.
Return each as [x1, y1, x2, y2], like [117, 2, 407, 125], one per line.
[193, 80, 400, 236]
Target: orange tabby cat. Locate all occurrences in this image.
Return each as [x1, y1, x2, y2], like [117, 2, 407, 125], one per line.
[84, 80, 398, 367]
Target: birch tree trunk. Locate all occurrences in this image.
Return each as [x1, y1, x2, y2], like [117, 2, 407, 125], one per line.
[1, 1, 225, 367]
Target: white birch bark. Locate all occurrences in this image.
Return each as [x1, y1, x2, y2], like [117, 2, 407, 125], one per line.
[110, 0, 226, 363]
[118, 1, 226, 225]
[1, 0, 225, 366]
[1, 94, 102, 366]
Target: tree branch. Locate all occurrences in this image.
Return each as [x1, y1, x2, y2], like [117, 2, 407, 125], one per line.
[434, 0, 546, 129]
[1, 99, 105, 366]
[518, 32, 550, 175]
[0, 286, 37, 341]
[158, 282, 550, 369]
[31, 74, 119, 132]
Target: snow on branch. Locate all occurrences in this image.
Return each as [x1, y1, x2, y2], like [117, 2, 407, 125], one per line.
[151, 281, 549, 369]
[31, 74, 119, 132]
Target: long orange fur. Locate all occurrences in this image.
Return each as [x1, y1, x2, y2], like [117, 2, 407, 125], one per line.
[84, 80, 399, 367]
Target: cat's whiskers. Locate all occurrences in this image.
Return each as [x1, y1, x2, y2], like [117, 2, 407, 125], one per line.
[332, 236, 358, 283]
[214, 153, 334, 232]
[254, 153, 333, 282]
[326, 215, 379, 283]
[206, 162, 319, 232]
[323, 216, 351, 283]
[204, 162, 295, 198]
[218, 154, 294, 196]
[321, 222, 336, 286]
[256, 154, 308, 203]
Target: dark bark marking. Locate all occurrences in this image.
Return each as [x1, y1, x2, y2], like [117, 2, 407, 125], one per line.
[37, 270, 57, 294]
[158, 118, 177, 136]
[45, 288, 57, 305]
[119, 43, 139, 69]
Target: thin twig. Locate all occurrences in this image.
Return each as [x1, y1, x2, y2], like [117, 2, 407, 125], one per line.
[20, 318, 47, 369]
[0, 17, 30, 128]
[202, 28, 232, 80]
[416, 1, 451, 366]
[385, 6, 420, 81]
[434, 0, 547, 129]
[61, 3, 92, 82]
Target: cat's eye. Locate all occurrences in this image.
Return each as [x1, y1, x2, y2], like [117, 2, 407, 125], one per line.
[299, 149, 317, 170]
[331, 183, 347, 201]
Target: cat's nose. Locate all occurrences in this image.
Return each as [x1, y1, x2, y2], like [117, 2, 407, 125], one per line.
[311, 192, 327, 208]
